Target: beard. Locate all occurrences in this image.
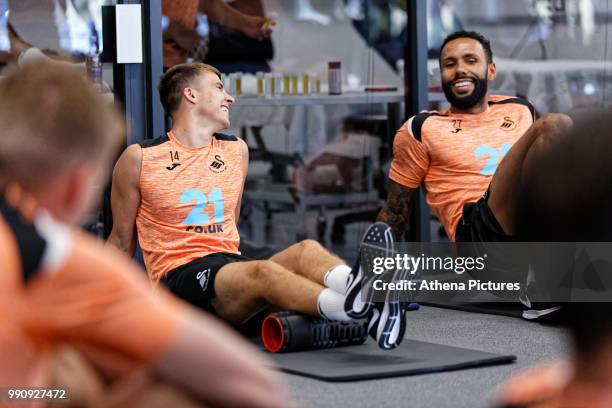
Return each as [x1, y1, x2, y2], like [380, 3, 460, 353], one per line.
[442, 75, 488, 111]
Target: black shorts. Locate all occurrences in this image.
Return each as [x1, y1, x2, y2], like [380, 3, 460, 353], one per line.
[455, 189, 514, 243]
[161, 252, 250, 312]
[455, 190, 528, 294]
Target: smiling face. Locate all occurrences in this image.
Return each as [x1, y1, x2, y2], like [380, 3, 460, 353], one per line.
[440, 37, 496, 112]
[190, 71, 235, 130]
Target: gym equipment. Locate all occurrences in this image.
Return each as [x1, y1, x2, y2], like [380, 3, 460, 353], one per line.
[268, 338, 515, 381]
[261, 312, 367, 353]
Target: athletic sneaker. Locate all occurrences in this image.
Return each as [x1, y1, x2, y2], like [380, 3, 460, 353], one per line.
[344, 222, 395, 319]
[522, 306, 562, 321]
[367, 266, 410, 350]
[343, 222, 408, 350]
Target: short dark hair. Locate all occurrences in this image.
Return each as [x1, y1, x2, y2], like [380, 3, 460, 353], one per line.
[158, 63, 221, 117]
[439, 30, 493, 64]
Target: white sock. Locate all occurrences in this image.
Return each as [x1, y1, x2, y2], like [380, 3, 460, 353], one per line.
[317, 288, 351, 321]
[324, 264, 352, 295]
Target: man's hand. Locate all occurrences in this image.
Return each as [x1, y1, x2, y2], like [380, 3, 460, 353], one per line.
[164, 21, 202, 52]
[198, 0, 277, 40]
[239, 14, 275, 39]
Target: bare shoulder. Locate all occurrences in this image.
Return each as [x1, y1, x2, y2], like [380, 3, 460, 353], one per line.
[238, 137, 249, 156]
[239, 138, 249, 174]
[122, 143, 143, 163]
[113, 144, 142, 186]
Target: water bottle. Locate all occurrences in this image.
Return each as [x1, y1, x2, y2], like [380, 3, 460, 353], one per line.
[328, 61, 342, 95]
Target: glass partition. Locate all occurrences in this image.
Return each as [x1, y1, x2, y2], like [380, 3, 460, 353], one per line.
[1, 0, 116, 91]
[214, 0, 410, 258]
[427, 0, 612, 113]
[3, 0, 118, 236]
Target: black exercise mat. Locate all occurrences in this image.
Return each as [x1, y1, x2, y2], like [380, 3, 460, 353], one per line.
[268, 339, 515, 382]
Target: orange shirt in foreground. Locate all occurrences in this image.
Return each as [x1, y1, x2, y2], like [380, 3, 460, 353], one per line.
[0, 191, 185, 390]
[389, 96, 536, 240]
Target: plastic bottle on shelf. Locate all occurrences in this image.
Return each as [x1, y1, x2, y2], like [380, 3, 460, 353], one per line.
[234, 72, 242, 96]
[264, 72, 273, 97]
[256, 71, 264, 97]
[312, 73, 321, 94]
[271, 73, 277, 96]
[328, 61, 342, 95]
[283, 73, 291, 95]
[226, 73, 235, 95]
[291, 73, 298, 95]
[302, 72, 310, 95]
[274, 73, 282, 97]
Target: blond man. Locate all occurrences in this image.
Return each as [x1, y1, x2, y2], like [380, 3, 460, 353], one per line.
[0, 62, 290, 407]
[109, 63, 408, 350]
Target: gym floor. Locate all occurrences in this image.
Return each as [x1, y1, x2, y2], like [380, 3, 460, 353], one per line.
[240, 200, 567, 407]
[282, 306, 568, 408]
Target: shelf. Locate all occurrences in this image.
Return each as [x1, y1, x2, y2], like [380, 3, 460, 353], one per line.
[233, 91, 405, 107]
[231, 91, 461, 107]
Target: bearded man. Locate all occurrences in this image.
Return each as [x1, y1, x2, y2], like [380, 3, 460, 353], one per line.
[377, 30, 571, 244]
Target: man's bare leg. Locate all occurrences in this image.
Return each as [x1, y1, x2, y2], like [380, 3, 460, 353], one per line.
[269, 239, 345, 284]
[487, 113, 573, 235]
[212, 259, 342, 324]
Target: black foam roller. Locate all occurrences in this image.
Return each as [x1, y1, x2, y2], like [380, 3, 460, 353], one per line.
[261, 311, 367, 353]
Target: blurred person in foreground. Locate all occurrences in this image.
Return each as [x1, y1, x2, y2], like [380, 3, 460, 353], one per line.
[0, 61, 290, 408]
[497, 109, 612, 408]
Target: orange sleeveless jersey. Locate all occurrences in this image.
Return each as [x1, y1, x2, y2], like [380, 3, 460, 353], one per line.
[389, 96, 536, 240]
[136, 131, 246, 282]
[0, 188, 184, 390]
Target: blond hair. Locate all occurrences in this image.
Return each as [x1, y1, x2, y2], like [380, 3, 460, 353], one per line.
[158, 62, 221, 117]
[0, 62, 124, 189]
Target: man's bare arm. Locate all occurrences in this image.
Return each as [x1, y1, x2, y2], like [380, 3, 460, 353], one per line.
[377, 180, 419, 239]
[37, 245, 291, 408]
[163, 21, 201, 52]
[107, 144, 142, 257]
[199, 0, 271, 39]
[156, 311, 292, 408]
[234, 139, 249, 222]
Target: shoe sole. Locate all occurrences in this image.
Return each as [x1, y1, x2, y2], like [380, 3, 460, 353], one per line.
[344, 222, 395, 319]
[372, 266, 410, 350]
